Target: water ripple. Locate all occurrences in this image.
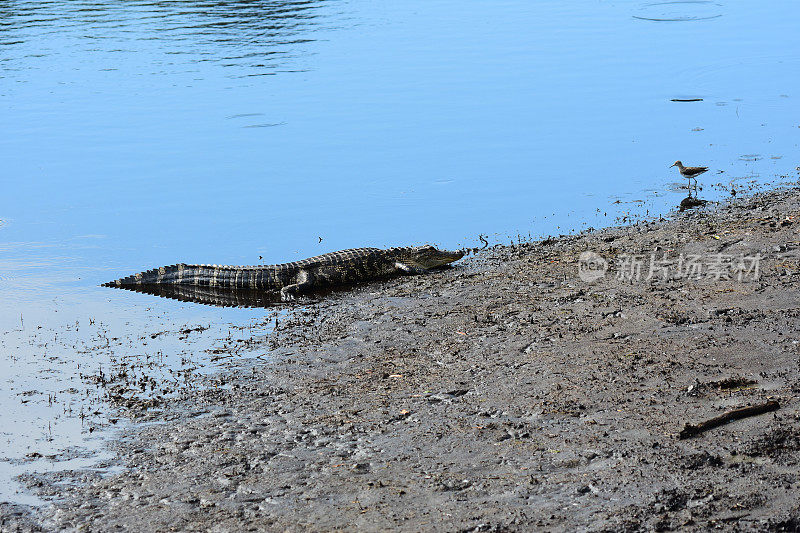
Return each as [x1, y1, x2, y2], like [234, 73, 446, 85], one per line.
[0, 0, 331, 75]
[634, 1, 724, 22]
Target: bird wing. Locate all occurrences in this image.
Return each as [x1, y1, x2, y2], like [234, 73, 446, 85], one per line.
[687, 166, 709, 174]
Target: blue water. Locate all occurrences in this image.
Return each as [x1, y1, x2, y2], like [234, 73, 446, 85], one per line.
[1, 0, 800, 504]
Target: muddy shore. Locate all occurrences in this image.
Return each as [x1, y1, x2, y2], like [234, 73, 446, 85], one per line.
[6, 187, 800, 531]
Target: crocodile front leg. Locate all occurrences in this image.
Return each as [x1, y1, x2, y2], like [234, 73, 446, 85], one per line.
[395, 261, 430, 275]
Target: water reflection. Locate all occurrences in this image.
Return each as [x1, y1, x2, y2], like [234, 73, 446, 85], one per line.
[678, 184, 708, 211]
[107, 283, 286, 307]
[0, 0, 328, 74]
[678, 194, 708, 211]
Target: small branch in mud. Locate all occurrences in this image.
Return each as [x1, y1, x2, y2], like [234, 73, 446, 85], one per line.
[679, 400, 780, 439]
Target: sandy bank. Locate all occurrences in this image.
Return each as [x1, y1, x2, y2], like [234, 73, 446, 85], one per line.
[8, 187, 800, 532]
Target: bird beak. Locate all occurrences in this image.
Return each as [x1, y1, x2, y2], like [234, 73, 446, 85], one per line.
[669, 163, 676, 167]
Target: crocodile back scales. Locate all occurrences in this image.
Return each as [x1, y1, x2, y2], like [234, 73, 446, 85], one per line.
[104, 247, 398, 290]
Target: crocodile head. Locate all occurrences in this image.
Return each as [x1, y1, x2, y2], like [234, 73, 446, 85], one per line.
[400, 245, 464, 270]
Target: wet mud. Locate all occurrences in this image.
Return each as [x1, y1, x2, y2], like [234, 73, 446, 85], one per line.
[6, 187, 800, 531]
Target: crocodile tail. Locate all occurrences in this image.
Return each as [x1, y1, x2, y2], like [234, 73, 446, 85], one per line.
[103, 264, 281, 290]
[103, 264, 191, 287]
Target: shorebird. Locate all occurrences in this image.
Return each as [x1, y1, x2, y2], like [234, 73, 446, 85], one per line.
[671, 160, 708, 187]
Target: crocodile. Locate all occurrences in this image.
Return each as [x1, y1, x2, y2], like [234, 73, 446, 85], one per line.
[103, 245, 464, 301]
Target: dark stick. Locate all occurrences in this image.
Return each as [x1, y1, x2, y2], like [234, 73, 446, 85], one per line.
[678, 400, 780, 440]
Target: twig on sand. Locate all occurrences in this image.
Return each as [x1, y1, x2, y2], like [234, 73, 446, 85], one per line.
[678, 400, 780, 440]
